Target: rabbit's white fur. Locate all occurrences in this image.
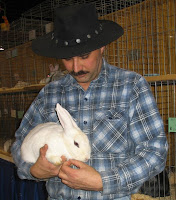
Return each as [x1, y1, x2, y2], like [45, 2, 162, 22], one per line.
[21, 103, 91, 165]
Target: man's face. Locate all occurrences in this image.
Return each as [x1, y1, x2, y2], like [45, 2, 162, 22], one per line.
[62, 47, 105, 90]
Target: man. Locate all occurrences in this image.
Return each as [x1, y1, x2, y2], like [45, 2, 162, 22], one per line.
[11, 3, 168, 200]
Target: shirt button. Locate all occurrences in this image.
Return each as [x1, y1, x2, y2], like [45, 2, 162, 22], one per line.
[84, 121, 87, 124]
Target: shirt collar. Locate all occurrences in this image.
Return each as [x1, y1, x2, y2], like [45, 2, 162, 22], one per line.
[97, 58, 109, 83]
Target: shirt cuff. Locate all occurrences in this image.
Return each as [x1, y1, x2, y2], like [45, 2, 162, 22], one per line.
[17, 162, 40, 181]
[99, 168, 122, 195]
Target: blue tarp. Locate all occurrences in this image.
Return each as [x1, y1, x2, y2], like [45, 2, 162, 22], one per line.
[0, 158, 47, 200]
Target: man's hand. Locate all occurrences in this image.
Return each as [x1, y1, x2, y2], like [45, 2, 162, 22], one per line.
[58, 159, 103, 191]
[30, 144, 66, 179]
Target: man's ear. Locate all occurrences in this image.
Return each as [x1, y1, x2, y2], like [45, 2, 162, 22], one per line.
[100, 46, 105, 54]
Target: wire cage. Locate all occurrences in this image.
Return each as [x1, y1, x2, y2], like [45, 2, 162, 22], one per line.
[147, 80, 176, 200]
[0, 0, 176, 200]
[0, 0, 175, 88]
[103, 0, 176, 75]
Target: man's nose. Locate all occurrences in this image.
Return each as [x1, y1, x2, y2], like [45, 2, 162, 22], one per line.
[73, 57, 82, 73]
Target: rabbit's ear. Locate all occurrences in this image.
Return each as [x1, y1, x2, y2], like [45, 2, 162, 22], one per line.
[54, 64, 59, 71]
[55, 103, 78, 130]
[49, 64, 54, 72]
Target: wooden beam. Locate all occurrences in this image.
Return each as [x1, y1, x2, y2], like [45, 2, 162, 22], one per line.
[144, 74, 176, 82]
[0, 84, 45, 94]
[0, 150, 14, 163]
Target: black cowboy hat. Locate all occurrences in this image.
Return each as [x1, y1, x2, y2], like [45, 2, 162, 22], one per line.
[32, 3, 124, 59]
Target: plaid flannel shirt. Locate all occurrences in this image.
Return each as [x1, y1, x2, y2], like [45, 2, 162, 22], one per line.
[11, 59, 168, 200]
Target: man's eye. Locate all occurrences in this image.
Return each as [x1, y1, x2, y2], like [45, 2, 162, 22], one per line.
[80, 54, 89, 59]
[64, 58, 72, 61]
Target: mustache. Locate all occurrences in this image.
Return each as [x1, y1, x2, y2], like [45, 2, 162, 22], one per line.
[70, 70, 89, 76]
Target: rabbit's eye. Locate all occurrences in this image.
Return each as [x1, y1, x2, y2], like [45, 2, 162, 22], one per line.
[74, 141, 79, 148]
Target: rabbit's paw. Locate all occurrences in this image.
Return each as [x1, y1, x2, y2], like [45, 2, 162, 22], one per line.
[47, 156, 62, 165]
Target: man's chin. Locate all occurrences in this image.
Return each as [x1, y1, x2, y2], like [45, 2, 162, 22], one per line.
[74, 76, 90, 83]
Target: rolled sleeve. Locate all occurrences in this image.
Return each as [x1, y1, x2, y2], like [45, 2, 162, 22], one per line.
[11, 89, 45, 181]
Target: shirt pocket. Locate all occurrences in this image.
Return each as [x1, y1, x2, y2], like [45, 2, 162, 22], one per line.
[92, 108, 128, 154]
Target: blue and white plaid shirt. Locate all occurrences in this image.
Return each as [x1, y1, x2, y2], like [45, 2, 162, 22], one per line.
[11, 59, 168, 200]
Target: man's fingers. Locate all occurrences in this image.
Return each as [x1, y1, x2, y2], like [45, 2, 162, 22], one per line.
[67, 159, 83, 168]
[61, 155, 67, 163]
[40, 144, 48, 157]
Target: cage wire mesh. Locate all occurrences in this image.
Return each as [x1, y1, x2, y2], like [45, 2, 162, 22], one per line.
[0, 0, 176, 199]
[0, 0, 175, 86]
[144, 80, 176, 200]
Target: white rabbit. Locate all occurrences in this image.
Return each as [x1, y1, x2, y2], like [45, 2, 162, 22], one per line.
[39, 64, 66, 84]
[21, 103, 91, 165]
[4, 139, 13, 152]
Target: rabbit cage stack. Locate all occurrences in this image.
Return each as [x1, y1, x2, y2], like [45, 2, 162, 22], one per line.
[0, 0, 176, 199]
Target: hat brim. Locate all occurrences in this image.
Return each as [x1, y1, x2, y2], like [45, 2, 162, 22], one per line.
[32, 20, 124, 59]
